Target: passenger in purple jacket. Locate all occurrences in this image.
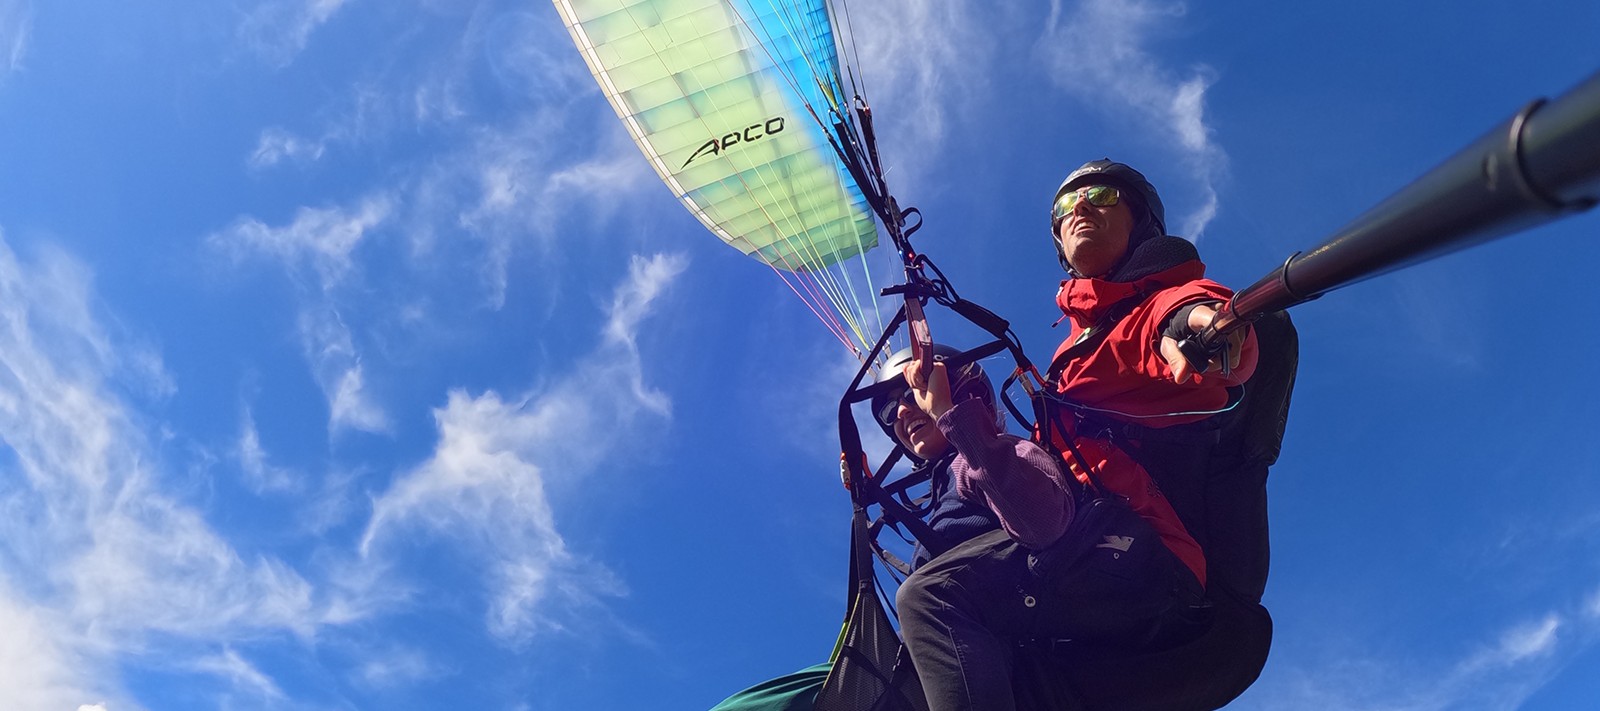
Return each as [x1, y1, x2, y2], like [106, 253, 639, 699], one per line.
[710, 346, 1069, 711]
[714, 347, 1181, 711]
[882, 346, 1188, 711]
[872, 346, 1074, 568]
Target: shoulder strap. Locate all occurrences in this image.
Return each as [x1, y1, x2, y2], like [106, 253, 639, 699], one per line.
[1045, 292, 1147, 381]
[1037, 291, 1150, 499]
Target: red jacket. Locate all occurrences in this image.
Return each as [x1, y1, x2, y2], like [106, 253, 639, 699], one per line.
[1049, 259, 1259, 588]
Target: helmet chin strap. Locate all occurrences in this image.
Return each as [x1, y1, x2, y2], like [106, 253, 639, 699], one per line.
[1056, 242, 1081, 277]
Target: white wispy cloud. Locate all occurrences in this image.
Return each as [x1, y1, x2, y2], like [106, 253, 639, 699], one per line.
[360, 252, 686, 644]
[441, 117, 650, 309]
[236, 406, 300, 494]
[314, 552, 412, 628]
[206, 3, 680, 657]
[1035, 0, 1227, 238]
[210, 197, 394, 435]
[293, 465, 366, 538]
[0, 231, 343, 705]
[298, 303, 388, 434]
[219, 1, 662, 461]
[836, 0, 993, 189]
[1482, 615, 1561, 667]
[411, 75, 467, 126]
[215, 197, 389, 287]
[0, 584, 116, 711]
[1247, 601, 1598, 711]
[245, 11, 562, 171]
[191, 647, 286, 700]
[250, 126, 327, 168]
[0, 0, 29, 80]
[237, 0, 352, 68]
[63, 497, 320, 640]
[354, 645, 439, 689]
[250, 86, 389, 170]
[239, 2, 648, 320]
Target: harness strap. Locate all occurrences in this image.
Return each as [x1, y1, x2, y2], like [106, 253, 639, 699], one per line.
[1074, 388, 1238, 448]
[1035, 293, 1150, 500]
[1045, 293, 1147, 381]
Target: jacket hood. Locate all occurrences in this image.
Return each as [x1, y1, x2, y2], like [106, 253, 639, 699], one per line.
[1056, 236, 1206, 324]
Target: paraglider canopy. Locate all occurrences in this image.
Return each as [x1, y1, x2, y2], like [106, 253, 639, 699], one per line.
[554, 0, 894, 356]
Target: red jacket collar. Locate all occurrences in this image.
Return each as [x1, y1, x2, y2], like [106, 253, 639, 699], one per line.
[1056, 259, 1207, 325]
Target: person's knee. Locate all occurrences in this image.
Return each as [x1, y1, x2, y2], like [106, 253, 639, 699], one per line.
[900, 570, 964, 628]
[897, 573, 954, 654]
[896, 572, 935, 618]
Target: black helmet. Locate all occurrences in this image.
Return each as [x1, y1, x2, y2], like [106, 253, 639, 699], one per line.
[869, 344, 1002, 445]
[1051, 159, 1167, 273]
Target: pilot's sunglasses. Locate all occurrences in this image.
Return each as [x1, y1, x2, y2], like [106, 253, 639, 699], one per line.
[873, 387, 916, 427]
[1052, 185, 1121, 222]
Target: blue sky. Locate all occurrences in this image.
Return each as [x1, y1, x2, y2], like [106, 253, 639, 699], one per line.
[0, 1, 1597, 710]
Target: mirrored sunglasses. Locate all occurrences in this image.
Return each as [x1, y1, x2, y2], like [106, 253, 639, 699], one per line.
[1051, 185, 1121, 222]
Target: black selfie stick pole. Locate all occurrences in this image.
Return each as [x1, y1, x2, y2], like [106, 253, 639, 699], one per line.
[1181, 69, 1600, 365]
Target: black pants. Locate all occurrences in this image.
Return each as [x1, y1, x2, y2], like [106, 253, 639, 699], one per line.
[896, 510, 1201, 711]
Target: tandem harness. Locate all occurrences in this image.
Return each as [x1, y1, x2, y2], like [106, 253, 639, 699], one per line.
[825, 262, 1297, 710]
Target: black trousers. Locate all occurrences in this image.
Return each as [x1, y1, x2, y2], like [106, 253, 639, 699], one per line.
[896, 507, 1201, 711]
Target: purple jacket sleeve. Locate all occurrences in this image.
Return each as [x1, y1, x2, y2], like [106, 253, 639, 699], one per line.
[937, 400, 1075, 549]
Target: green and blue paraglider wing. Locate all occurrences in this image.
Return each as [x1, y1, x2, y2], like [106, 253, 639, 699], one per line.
[553, 0, 878, 273]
